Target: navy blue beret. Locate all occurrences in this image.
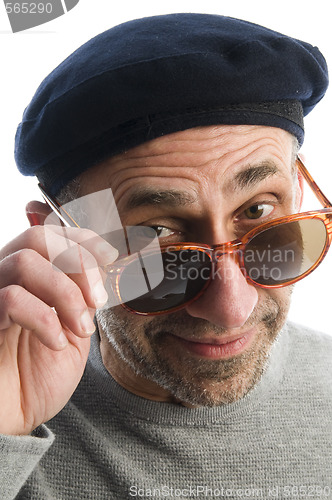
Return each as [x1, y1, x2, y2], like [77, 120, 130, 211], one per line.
[15, 13, 329, 195]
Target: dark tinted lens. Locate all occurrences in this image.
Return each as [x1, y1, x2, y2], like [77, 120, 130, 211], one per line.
[120, 248, 212, 313]
[244, 218, 327, 285]
[102, 226, 158, 256]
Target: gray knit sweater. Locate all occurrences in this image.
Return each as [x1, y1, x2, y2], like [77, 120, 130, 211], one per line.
[1, 322, 331, 500]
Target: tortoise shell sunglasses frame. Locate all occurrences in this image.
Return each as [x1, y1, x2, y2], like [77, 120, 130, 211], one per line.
[39, 156, 332, 315]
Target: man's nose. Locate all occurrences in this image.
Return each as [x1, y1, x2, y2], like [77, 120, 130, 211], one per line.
[185, 254, 258, 328]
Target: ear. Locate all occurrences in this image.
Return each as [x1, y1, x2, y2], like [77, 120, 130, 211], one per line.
[26, 200, 52, 226]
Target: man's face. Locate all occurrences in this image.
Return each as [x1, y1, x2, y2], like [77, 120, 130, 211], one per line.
[79, 125, 301, 406]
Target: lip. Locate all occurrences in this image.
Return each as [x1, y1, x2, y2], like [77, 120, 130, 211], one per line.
[171, 329, 256, 360]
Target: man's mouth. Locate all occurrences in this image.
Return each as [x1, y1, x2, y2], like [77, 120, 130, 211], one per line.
[169, 329, 256, 359]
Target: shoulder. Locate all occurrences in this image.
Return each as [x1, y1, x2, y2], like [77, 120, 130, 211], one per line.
[285, 321, 332, 361]
[283, 321, 332, 386]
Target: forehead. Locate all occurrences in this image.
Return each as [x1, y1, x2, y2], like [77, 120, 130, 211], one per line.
[78, 124, 295, 199]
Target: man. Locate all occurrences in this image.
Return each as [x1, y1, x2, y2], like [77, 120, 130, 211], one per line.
[1, 13, 331, 499]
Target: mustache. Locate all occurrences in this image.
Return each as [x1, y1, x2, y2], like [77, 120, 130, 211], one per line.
[144, 297, 280, 341]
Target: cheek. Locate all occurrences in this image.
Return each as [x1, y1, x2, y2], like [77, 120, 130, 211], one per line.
[104, 305, 155, 347]
[119, 306, 155, 330]
[270, 285, 292, 301]
[262, 287, 293, 318]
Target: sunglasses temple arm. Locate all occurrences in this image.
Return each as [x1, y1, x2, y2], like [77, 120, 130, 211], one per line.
[38, 183, 81, 228]
[296, 156, 332, 208]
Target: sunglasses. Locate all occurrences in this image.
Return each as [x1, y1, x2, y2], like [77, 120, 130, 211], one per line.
[39, 157, 332, 316]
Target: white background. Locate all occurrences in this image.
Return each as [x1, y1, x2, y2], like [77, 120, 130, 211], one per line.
[0, 0, 331, 334]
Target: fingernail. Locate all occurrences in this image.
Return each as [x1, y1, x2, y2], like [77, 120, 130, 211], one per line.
[80, 309, 96, 335]
[96, 241, 118, 265]
[92, 281, 109, 308]
[58, 330, 69, 347]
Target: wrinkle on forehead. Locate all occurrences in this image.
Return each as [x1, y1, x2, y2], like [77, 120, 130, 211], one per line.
[107, 126, 272, 172]
[78, 125, 294, 200]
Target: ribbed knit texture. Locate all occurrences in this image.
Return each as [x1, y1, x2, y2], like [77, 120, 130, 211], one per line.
[1, 322, 331, 499]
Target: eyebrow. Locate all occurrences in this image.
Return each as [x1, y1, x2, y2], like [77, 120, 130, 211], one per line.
[125, 188, 197, 210]
[229, 162, 280, 192]
[125, 162, 282, 210]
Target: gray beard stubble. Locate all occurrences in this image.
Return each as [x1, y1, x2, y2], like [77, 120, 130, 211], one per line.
[96, 296, 288, 406]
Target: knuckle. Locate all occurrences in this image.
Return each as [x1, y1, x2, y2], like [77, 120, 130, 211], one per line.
[0, 284, 21, 310]
[11, 248, 39, 270]
[66, 242, 98, 274]
[22, 225, 46, 247]
[37, 308, 59, 331]
[80, 247, 99, 270]
[0, 226, 45, 263]
[60, 280, 85, 307]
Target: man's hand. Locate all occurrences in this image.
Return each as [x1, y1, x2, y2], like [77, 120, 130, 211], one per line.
[0, 202, 118, 436]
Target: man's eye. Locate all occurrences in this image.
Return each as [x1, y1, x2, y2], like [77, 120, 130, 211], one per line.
[151, 226, 176, 238]
[242, 204, 274, 220]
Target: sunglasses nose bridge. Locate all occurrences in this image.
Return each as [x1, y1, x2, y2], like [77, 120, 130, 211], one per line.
[212, 241, 243, 263]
